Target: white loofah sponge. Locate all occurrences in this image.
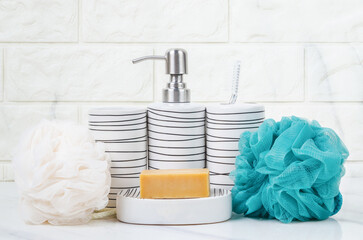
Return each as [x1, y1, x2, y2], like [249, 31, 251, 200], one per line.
[13, 120, 111, 225]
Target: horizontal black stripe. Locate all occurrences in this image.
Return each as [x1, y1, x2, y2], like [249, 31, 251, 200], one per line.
[148, 166, 159, 170]
[111, 157, 147, 162]
[96, 135, 147, 142]
[90, 126, 147, 131]
[148, 116, 205, 123]
[206, 117, 264, 123]
[206, 117, 265, 124]
[148, 122, 205, 129]
[89, 112, 146, 117]
[149, 145, 205, 149]
[106, 139, 147, 144]
[207, 154, 237, 159]
[111, 176, 140, 179]
[206, 133, 239, 140]
[209, 170, 232, 175]
[148, 107, 205, 114]
[148, 110, 205, 120]
[206, 139, 239, 143]
[207, 146, 239, 151]
[207, 126, 259, 130]
[106, 150, 147, 153]
[149, 129, 204, 137]
[110, 186, 140, 189]
[89, 115, 146, 124]
[207, 159, 235, 165]
[149, 150, 205, 157]
[111, 164, 147, 169]
[111, 173, 142, 176]
[210, 172, 230, 176]
[148, 158, 205, 162]
[206, 110, 264, 115]
[89, 121, 147, 127]
[149, 136, 204, 142]
[210, 182, 234, 186]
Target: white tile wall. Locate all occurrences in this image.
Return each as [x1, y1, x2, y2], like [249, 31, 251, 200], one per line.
[306, 45, 363, 101]
[6, 47, 153, 101]
[0, 0, 362, 181]
[155, 46, 304, 102]
[0, 104, 78, 160]
[82, 0, 228, 42]
[230, 0, 363, 42]
[0, 0, 78, 42]
[0, 49, 3, 101]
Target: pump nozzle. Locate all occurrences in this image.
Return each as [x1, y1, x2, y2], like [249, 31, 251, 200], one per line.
[132, 55, 165, 64]
[132, 49, 190, 103]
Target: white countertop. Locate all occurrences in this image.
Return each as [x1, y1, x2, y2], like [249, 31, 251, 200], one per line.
[1, 178, 362, 240]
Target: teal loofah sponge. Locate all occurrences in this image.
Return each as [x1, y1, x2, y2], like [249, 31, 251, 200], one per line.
[230, 116, 349, 223]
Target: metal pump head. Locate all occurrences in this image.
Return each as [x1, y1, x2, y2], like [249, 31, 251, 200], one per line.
[132, 49, 190, 103]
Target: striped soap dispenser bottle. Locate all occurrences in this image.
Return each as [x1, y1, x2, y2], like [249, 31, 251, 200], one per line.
[132, 49, 206, 170]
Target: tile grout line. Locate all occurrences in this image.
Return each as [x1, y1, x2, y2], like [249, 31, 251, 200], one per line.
[2, 49, 4, 102]
[303, 46, 307, 102]
[0, 41, 363, 44]
[227, 0, 230, 43]
[78, 0, 81, 123]
[78, 0, 82, 44]
[1, 163, 3, 181]
[153, 48, 156, 102]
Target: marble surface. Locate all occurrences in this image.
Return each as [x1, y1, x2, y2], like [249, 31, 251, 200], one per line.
[1, 177, 362, 240]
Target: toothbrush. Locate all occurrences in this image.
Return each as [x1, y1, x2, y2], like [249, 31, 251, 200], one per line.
[225, 61, 241, 105]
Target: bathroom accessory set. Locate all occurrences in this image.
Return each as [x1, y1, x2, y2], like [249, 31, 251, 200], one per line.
[11, 48, 347, 225]
[88, 49, 265, 194]
[85, 49, 265, 224]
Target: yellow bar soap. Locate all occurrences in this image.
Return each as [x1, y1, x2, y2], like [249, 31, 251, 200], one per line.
[140, 169, 210, 199]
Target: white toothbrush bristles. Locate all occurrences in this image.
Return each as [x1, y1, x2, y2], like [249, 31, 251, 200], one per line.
[228, 60, 241, 104]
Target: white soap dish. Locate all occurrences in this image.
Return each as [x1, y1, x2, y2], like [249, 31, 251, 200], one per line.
[116, 188, 232, 225]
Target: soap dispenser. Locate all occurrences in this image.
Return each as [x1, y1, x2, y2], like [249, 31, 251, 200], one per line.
[133, 49, 206, 170]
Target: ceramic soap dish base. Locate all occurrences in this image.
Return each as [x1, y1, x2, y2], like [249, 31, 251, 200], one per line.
[116, 188, 232, 225]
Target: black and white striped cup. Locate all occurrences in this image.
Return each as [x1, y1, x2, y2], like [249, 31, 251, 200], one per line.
[147, 103, 206, 170]
[88, 106, 147, 207]
[206, 104, 265, 190]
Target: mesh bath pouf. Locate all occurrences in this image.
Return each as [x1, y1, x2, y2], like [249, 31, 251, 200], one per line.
[230, 116, 349, 223]
[13, 120, 111, 225]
